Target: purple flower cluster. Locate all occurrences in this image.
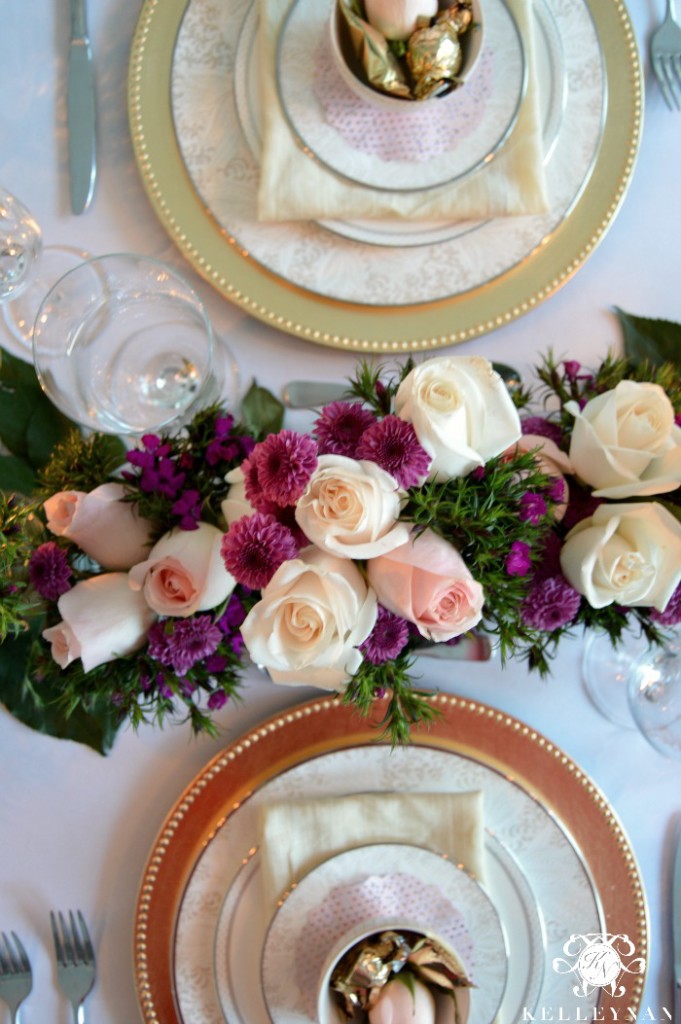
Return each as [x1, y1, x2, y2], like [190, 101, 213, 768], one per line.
[28, 542, 72, 601]
[650, 582, 681, 626]
[356, 416, 431, 488]
[521, 576, 582, 631]
[506, 541, 532, 577]
[221, 512, 299, 589]
[206, 415, 255, 467]
[520, 417, 564, 446]
[244, 430, 318, 507]
[148, 615, 222, 675]
[314, 402, 377, 457]
[360, 606, 410, 664]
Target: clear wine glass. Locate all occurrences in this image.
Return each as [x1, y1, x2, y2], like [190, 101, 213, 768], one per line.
[0, 184, 89, 352]
[582, 627, 681, 759]
[32, 253, 238, 436]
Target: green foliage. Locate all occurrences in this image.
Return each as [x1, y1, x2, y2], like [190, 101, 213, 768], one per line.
[615, 307, 681, 372]
[240, 380, 285, 439]
[343, 652, 441, 746]
[35, 431, 127, 499]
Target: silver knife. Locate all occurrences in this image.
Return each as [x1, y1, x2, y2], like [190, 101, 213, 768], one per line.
[674, 826, 681, 1024]
[67, 0, 97, 214]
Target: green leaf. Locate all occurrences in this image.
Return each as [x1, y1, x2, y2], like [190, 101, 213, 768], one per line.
[614, 307, 681, 371]
[0, 350, 74, 464]
[0, 632, 121, 755]
[0, 454, 36, 496]
[240, 380, 285, 439]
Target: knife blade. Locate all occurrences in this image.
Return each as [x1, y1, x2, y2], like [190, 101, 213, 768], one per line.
[67, 0, 97, 214]
[674, 826, 681, 1023]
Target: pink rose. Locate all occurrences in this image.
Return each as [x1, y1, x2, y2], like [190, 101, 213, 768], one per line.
[368, 978, 436, 1024]
[42, 573, 157, 672]
[128, 522, 235, 617]
[367, 529, 484, 642]
[43, 482, 153, 570]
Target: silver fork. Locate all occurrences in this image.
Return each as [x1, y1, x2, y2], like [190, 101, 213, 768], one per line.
[651, 0, 681, 109]
[50, 910, 96, 1024]
[0, 931, 32, 1024]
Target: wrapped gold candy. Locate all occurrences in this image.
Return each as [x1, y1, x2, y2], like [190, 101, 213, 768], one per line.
[406, 1, 473, 99]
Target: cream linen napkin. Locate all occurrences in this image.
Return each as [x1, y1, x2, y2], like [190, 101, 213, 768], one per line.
[256, 0, 548, 222]
[258, 790, 485, 911]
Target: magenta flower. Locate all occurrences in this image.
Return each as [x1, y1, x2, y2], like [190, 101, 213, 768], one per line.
[506, 540, 532, 577]
[562, 360, 581, 380]
[650, 582, 681, 626]
[520, 417, 563, 446]
[360, 606, 410, 664]
[28, 542, 72, 601]
[166, 616, 223, 674]
[221, 512, 299, 589]
[250, 430, 318, 506]
[356, 415, 431, 488]
[207, 689, 228, 710]
[218, 593, 248, 632]
[519, 492, 548, 524]
[521, 575, 582, 631]
[172, 489, 202, 530]
[314, 401, 377, 457]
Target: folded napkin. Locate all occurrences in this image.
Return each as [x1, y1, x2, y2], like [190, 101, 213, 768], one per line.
[258, 790, 485, 912]
[256, 0, 548, 221]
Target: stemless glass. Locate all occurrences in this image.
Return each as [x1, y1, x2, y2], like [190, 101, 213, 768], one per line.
[0, 184, 89, 350]
[582, 627, 681, 759]
[32, 253, 224, 435]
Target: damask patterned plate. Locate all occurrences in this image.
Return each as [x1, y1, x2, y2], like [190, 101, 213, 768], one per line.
[133, 695, 648, 1024]
[128, 0, 641, 351]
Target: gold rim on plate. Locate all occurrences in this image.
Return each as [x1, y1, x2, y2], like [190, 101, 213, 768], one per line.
[133, 694, 648, 1024]
[127, 0, 642, 353]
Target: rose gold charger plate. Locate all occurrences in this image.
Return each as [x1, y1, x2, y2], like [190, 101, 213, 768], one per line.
[133, 693, 647, 1023]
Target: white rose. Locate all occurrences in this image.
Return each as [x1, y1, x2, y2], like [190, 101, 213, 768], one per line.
[395, 356, 521, 480]
[364, 0, 438, 40]
[241, 545, 377, 690]
[565, 381, 681, 499]
[559, 502, 681, 610]
[295, 454, 410, 559]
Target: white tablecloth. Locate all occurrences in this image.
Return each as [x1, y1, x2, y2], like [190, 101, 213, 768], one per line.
[1, 1, 680, 1022]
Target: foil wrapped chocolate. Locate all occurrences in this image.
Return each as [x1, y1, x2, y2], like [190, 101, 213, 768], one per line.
[329, 928, 472, 1021]
[406, 1, 474, 99]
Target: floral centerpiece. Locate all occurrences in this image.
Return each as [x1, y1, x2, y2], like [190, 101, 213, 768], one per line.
[0, 310, 679, 754]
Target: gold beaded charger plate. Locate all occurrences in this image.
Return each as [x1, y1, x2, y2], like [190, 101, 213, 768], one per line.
[127, 0, 641, 352]
[133, 695, 648, 1024]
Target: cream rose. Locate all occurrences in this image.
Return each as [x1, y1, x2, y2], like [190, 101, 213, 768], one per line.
[559, 502, 681, 610]
[295, 454, 410, 559]
[241, 545, 377, 689]
[395, 356, 521, 480]
[42, 573, 157, 673]
[128, 522, 235, 617]
[43, 482, 153, 570]
[367, 529, 484, 642]
[364, 0, 438, 40]
[221, 466, 254, 527]
[565, 381, 681, 498]
[368, 978, 436, 1024]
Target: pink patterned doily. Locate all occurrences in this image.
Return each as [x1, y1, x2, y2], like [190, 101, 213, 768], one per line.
[294, 873, 475, 1017]
[313, 37, 495, 164]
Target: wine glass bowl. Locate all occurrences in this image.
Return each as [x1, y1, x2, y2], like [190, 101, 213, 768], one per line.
[32, 253, 222, 436]
[0, 186, 42, 303]
[627, 630, 681, 760]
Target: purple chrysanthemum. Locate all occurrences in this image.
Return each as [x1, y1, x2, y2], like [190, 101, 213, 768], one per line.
[521, 575, 582, 631]
[650, 583, 681, 626]
[208, 689, 228, 711]
[221, 512, 299, 589]
[250, 430, 318, 506]
[147, 621, 173, 664]
[519, 492, 548, 524]
[172, 489, 202, 530]
[506, 540, 532, 577]
[28, 542, 72, 601]
[360, 606, 410, 665]
[356, 415, 431, 488]
[165, 615, 223, 675]
[520, 417, 564, 446]
[314, 401, 377, 458]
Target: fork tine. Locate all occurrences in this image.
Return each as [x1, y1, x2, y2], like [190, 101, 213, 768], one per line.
[672, 54, 681, 108]
[660, 54, 681, 109]
[58, 911, 75, 965]
[77, 911, 95, 964]
[69, 910, 85, 963]
[10, 932, 30, 973]
[0, 933, 11, 974]
[50, 910, 65, 965]
[653, 54, 676, 109]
